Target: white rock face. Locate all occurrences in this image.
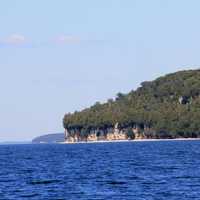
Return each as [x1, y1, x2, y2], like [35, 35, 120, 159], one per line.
[64, 122, 147, 143]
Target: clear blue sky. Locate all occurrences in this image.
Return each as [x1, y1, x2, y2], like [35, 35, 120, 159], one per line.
[0, 0, 200, 141]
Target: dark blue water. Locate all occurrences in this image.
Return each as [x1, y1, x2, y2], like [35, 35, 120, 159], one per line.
[0, 141, 200, 200]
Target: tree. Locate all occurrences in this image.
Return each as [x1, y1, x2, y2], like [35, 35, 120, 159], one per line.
[116, 92, 125, 101]
[126, 128, 135, 139]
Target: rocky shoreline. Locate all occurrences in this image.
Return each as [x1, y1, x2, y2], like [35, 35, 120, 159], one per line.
[62, 138, 200, 144]
[64, 123, 147, 143]
[64, 123, 200, 143]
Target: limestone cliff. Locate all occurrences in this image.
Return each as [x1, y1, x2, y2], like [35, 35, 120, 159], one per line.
[64, 123, 149, 143]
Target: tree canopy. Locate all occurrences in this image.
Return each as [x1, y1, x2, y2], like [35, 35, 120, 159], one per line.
[63, 69, 200, 138]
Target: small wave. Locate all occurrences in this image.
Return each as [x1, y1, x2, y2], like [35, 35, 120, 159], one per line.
[20, 194, 39, 198]
[107, 181, 127, 185]
[29, 179, 61, 185]
[22, 169, 34, 173]
[142, 181, 166, 185]
[0, 179, 15, 183]
[174, 176, 200, 180]
[24, 157, 33, 160]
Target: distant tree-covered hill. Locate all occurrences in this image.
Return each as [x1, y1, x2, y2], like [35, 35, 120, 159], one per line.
[63, 69, 200, 139]
[32, 133, 64, 143]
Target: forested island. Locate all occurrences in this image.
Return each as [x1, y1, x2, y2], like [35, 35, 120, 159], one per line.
[63, 69, 200, 143]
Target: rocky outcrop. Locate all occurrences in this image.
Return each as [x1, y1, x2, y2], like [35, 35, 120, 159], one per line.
[106, 131, 127, 140]
[64, 123, 148, 143]
[87, 133, 98, 141]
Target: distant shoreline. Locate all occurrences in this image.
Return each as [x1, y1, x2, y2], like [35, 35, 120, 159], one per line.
[61, 138, 200, 144]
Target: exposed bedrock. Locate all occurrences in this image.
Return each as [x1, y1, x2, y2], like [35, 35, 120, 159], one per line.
[64, 123, 154, 143]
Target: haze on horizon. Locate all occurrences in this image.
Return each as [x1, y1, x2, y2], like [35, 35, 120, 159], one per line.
[0, 0, 200, 141]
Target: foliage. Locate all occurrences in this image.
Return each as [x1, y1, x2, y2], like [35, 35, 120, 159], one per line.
[63, 69, 200, 138]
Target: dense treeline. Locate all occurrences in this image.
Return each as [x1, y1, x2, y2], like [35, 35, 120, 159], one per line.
[63, 69, 200, 138]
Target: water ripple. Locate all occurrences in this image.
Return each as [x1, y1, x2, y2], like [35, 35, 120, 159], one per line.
[0, 141, 200, 199]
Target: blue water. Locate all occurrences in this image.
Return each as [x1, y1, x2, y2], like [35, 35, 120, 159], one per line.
[0, 141, 200, 199]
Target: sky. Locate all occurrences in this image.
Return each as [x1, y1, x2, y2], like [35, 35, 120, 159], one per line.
[0, 0, 200, 141]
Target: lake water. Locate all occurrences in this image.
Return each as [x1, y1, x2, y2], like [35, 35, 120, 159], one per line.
[0, 141, 200, 199]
